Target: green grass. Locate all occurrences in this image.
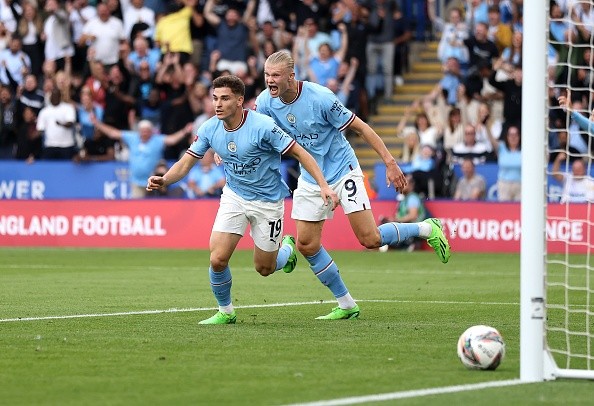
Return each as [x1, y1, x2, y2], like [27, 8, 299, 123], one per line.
[1, 248, 592, 405]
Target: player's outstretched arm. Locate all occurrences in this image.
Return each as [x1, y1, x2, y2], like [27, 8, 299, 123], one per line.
[286, 143, 339, 209]
[147, 153, 199, 192]
[348, 116, 407, 192]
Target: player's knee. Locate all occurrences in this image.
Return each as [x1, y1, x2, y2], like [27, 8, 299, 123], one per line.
[296, 239, 319, 258]
[209, 254, 229, 271]
[358, 230, 382, 249]
[255, 265, 275, 277]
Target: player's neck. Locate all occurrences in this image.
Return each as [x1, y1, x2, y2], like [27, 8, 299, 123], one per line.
[223, 109, 245, 131]
[280, 82, 299, 104]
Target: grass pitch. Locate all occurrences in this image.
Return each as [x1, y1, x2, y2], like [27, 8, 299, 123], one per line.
[1, 248, 592, 405]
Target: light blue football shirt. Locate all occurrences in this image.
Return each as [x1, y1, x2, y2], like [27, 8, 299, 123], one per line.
[186, 110, 295, 202]
[255, 80, 357, 185]
[121, 131, 166, 187]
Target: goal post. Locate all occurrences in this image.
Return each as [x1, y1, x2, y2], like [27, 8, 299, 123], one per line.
[520, 0, 547, 382]
[522, 0, 594, 381]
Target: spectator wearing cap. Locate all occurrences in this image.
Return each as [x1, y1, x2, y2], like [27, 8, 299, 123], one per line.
[91, 117, 193, 198]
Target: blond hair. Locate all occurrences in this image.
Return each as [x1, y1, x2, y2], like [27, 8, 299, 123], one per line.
[265, 50, 294, 72]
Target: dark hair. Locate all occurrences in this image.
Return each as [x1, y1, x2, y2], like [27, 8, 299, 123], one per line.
[212, 75, 245, 97]
[504, 125, 521, 151]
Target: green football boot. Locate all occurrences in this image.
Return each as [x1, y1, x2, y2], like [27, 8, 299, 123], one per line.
[315, 305, 360, 320]
[424, 218, 451, 264]
[281, 235, 297, 273]
[198, 311, 237, 325]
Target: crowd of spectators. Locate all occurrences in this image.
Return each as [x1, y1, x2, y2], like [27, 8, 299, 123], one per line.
[0, 0, 591, 203]
[0, 0, 415, 199]
[390, 0, 593, 204]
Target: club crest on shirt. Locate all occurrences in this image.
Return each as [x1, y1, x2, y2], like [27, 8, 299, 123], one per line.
[286, 113, 296, 124]
[227, 141, 237, 153]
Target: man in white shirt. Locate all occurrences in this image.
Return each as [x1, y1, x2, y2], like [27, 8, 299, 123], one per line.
[79, 2, 126, 66]
[553, 153, 594, 203]
[37, 88, 77, 160]
[0, 37, 30, 86]
[122, 0, 155, 41]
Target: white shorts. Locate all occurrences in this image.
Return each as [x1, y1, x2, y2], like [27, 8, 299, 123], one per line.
[213, 186, 285, 252]
[292, 167, 372, 221]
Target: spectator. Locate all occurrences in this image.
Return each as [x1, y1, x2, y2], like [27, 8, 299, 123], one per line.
[558, 89, 594, 156]
[79, 2, 126, 67]
[128, 36, 161, 76]
[74, 127, 116, 163]
[402, 101, 439, 148]
[366, 0, 397, 101]
[76, 85, 103, 141]
[37, 88, 77, 160]
[307, 24, 348, 87]
[442, 107, 464, 154]
[399, 126, 420, 164]
[486, 5, 512, 54]
[122, 0, 155, 42]
[326, 57, 359, 110]
[427, 0, 469, 64]
[67, 0, 96, 73]
[0, 22, 10, 52]
[91, 118, 193, 198]
[0, 36, 30, 89]
[154, 0, 195, 64]
[465, 0, 489, 32]
[463, 22, 499, 74]
[18, 74, 44, 115]
[186, 148, 225, 198]
[18, 1, 44, 78]
[552, 153, 594, 203]
[0, 84, 16, 158]
[498, 30, 522, 78]
[451, 123, 490, 164]
[14, 105, 40, 162]
[203, 0, 254, 74]
[486, 124, 521, 202]
[378, 174, 428, 252]
[548, 129, 581, 164]
[453, 158, 486, 200]
[424, 56, 462, 107]
[101, 64, 135, 130]
[145, 160, 186, 198]
[488, 57, 522, 130]
[42, 0, 75, 70]
[392, 3, 411, 87]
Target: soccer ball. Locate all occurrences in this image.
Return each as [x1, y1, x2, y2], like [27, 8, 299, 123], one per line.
[457, 325, 505, 370]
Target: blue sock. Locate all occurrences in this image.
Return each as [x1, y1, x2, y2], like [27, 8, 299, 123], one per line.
[275, 244, 291, 271]
[209, 266, 232, 307]
[306, 246, 348, 298]
[379, 223, 420, 246]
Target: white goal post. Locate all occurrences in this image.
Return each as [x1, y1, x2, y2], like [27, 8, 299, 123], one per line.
[521, 0, 594, 381]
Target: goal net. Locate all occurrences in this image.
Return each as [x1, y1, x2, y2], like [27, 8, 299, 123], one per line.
[530, 0, 594, 380]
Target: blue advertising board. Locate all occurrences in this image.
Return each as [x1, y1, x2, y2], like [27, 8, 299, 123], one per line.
[373, 162, 589, 202]
[0, 161, 290, 200]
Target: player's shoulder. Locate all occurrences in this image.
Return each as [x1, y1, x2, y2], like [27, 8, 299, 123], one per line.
[255, 89, 272, 107]
[246, 109, 276, 126]
[302, 80, 334, 97]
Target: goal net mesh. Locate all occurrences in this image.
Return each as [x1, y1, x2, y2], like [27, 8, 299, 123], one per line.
[546, 0, 594, 372]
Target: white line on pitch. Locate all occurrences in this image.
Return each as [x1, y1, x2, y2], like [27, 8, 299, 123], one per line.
[282, 379, 526, 406]
[0, 299, 519, 323]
